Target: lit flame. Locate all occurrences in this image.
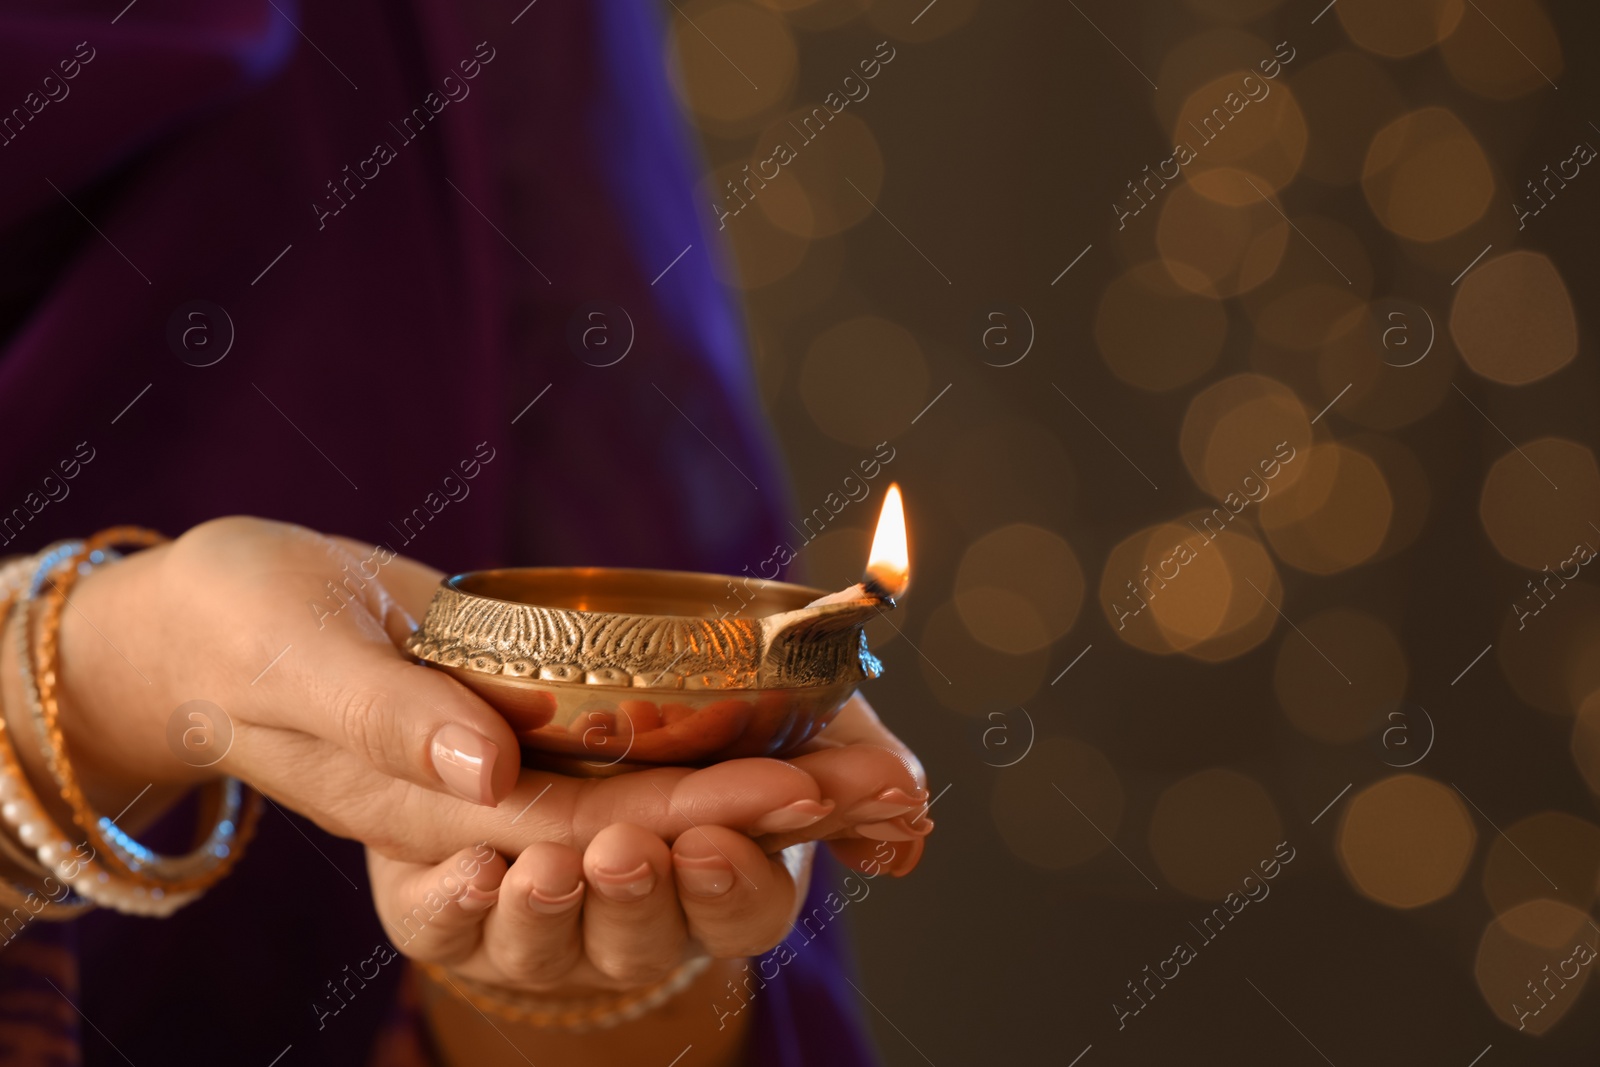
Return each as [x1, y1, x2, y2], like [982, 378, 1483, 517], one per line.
[865, 483, 910, 599]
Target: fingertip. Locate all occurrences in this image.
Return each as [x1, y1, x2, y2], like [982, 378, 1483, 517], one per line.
[585, 823, 670, 903]
[826, 835, 923, 878]
[382, 843, 507, 957]
[505, 841, 585, 914]
[668, 758, 822, 831]
[672, 826, 748, 900]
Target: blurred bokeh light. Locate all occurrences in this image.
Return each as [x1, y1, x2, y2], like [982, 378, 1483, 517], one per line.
[1362, 108, 1494, 242]
[1451, 251, 1577, 385]
[990, 737, 1125, 872]
[1148, 768, 1283, 900]
[1337, 0, 1465, 58]
[1274, 607, 1406, 743]
[1337, 775, 1476, 907]
[955, 523, 1084, 655]
[1441, 0, 1563, 99]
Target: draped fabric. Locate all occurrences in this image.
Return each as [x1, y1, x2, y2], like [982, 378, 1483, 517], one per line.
[0, 1, 878, 1063]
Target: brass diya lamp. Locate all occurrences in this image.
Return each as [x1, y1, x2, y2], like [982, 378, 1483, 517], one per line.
[405, 485, 911, 774]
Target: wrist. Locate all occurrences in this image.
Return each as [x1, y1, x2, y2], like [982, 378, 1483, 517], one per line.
[421, 956, 752, 1067]
[5, 542, 202, 831]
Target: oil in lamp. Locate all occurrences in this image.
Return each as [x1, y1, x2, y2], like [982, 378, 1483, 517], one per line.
[405, 484, 911, 773]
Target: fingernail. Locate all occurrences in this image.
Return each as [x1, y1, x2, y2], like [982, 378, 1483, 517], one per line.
[528, 876, 584, 915]
[673, 853, 735, 899]
[591, 861, 655, 902]
[459, 886, 498, 913]
[431, 723, 499, 806]
[750, 799, 834, 835]
[855, 815, 934, 842]
[842, 788, 925, 823]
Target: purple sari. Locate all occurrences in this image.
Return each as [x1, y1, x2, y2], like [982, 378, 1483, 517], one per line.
[0, 1, 876, 1062]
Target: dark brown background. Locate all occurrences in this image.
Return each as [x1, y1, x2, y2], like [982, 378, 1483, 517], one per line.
[672, 0, 1600, 1062]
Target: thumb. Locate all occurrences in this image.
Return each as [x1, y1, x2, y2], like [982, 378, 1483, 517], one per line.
[255, 613, 523, 807]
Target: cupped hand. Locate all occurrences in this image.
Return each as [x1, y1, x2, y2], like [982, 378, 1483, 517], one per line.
[42, 518, 932, 871]
[368, 829, 816, 992]
[41, 518, 835, 861]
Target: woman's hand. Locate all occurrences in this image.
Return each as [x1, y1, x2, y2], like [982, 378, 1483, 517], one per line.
[25, 518, 844, 861]
[367, 830, 814, 992]
[30, 517, 933, 870]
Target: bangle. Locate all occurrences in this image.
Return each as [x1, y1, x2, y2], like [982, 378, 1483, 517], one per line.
[0, 586, 97, 920]
[419, 956, 712, 1032]
[18, 528, 260, 908]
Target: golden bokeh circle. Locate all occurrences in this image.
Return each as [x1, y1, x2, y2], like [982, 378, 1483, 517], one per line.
[1180, 374, 1312, 500]
[1451, 251, 1577, 386]
[753, 110, 884, 239]
[799, 316, 929, 447]
[955, 524, 1084, 655]
[1337, 774, 1476, 908]
[1441, 0, 1563, 100]
[1260, 443, 1393, 574]
[1101, 523, 1178, 657]
[669, 2, 797, 133]
[1148, 768, 1283, 900]
[1497, 583, 1600, 718]
[1152, 29, 1272, 132]
[990, 738, 1125, 871]
[1482, 811, 1600, 918]
[1337, 0, 1465, 58]
[1478, 437, 1600, 571]
[1176, 519, 1283, 663]
[1573, 691, 1600, 794]
[761, 0, 874, 31]
[700, 161, 811, 289]
[1100, 520, 1283, 660]
[1172, 72, 1308, 200]
[1474, 898, 1596, 1035]
[1095, 261, 1229, 392]
[1274, 608, 1407, 744]
[1156, 172, 1290, 297]
[1362, 107, 1494, 242]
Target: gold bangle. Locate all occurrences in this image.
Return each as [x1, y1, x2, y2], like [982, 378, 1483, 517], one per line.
[0, 583, 94, 921]
[420, 956, 712, 1032]
[27, 527, 261, 897]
